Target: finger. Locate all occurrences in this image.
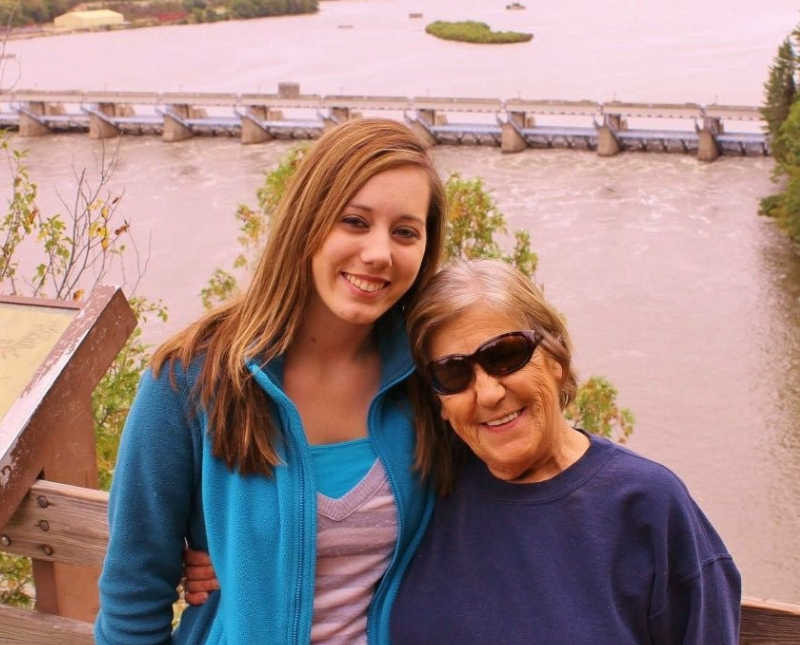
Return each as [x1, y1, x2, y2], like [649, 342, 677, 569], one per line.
[184, 591, 209, 606]
[184, 549, 212, 566]
[184, 565, 216, 581]
[186, 578, 220, 593]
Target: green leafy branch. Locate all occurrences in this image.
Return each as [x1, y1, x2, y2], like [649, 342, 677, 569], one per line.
[0, 134, 167, 607]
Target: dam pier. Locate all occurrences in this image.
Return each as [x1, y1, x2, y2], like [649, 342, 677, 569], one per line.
[2, 83, 769, 162]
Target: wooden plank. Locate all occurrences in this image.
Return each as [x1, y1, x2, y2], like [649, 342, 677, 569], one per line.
[741, 596, 800, 644]
[1, 479, 108, 567]
[0, 604, 93, 644]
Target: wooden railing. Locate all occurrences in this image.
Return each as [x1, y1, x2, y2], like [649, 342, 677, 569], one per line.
[0, 480, 105, 644]
[1, 477, 800, 643]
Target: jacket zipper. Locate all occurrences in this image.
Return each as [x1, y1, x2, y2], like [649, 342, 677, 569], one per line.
[252, 364, 313, 645]
[285, 403, 313, 645]
[365, 365, 415, 643]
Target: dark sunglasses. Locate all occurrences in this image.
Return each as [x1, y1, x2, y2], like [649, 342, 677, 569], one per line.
[426, 330, 544, 395]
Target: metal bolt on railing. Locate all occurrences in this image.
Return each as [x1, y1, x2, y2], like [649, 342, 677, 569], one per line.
[41, 544, 54, 556]
[36, 495, 49, 508]
[0, 535, 11, 547]
[38, 519, 50, 532]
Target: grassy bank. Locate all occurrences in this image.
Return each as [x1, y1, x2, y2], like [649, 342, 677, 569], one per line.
[425, 20, 532, 44]
[2, 0, 318, 32]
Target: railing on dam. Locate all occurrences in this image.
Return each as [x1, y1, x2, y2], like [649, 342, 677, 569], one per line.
[0, 84, 769, 162]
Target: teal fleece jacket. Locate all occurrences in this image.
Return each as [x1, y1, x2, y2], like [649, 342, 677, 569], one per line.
[95, 313, 435, 644]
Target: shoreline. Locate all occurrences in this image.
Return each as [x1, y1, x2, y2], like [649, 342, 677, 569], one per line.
[4, 6, 319, 41]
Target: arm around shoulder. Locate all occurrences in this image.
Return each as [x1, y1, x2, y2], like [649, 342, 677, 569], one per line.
[95, 365, 200, 644]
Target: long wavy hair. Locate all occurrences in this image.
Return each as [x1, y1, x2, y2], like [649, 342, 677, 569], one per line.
[405, 260, 577, 494]
[152, 119, 447, 475]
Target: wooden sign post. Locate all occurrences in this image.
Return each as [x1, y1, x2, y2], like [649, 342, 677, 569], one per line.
[0, 286, 135, 624]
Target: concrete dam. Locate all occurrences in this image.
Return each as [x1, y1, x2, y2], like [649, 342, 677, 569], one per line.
[1, 83, 769, 163]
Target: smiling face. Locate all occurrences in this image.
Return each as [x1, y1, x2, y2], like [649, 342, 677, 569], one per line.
[309, 165, 431, 328]
[428, 305, 580, 483]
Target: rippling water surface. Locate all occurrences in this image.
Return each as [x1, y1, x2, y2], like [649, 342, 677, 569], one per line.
[3, 0, 800, 604]
[8, 0, 799, 103]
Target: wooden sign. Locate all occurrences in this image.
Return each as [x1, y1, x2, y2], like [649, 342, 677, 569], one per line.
[0, 287, 135, 526]
[0, 301, 77, 423]
[0, 287, 135, 621]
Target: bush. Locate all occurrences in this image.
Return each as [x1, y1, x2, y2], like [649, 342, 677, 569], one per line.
[425, 20, 532, 44]
[444, 173, 537, 277]
[226, 0, 315, 19]
[758, 177, 800, 242]
[0, 0, 79, 26]
[564, 377, 634, 444]
[760, 98, 800, 242]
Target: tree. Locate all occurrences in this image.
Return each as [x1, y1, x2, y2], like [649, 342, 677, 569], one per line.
[759, 27, 800, 244]
[0, 134, 167, 607]
[761, 38, 796, 164]
[443, 173, 537, 277]
[759, 98, 800, 242]
[225, 0, 316, 19]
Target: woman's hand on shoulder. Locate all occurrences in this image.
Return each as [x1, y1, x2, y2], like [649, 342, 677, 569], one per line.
[182, 546, 219, 605]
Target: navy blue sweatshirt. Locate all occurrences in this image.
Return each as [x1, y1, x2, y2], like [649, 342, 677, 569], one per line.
[391, 432, 740, 644]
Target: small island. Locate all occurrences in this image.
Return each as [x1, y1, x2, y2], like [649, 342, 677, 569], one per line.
[425, 20, 532, 44]
[506, 2, 526, 9]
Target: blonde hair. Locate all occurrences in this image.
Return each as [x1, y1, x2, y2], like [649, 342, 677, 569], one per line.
[405, 259, 577, 494]
[152, 119, 446, 475]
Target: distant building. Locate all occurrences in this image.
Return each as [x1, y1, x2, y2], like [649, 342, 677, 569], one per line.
[54, 9, 124, 30]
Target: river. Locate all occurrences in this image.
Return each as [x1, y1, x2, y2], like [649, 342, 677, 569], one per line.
[3, 0, 800, 605]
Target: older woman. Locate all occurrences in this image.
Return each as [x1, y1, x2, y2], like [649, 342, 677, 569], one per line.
[391, 259, 741, 644]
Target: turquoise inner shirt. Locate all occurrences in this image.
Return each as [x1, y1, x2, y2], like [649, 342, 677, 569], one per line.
[309, 438, 377, 498]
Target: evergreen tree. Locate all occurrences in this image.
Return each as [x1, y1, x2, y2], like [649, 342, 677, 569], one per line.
[759, 99, 800, 242]
[761, 38, 796, 163]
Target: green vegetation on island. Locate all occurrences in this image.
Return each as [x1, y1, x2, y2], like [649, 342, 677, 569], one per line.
[221, 0, 316, 20]
[760, 29, 800, 242]
[425, 20, 532, 44]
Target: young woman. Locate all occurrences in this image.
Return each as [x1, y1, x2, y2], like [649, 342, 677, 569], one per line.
[94, 118, 447, 644]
